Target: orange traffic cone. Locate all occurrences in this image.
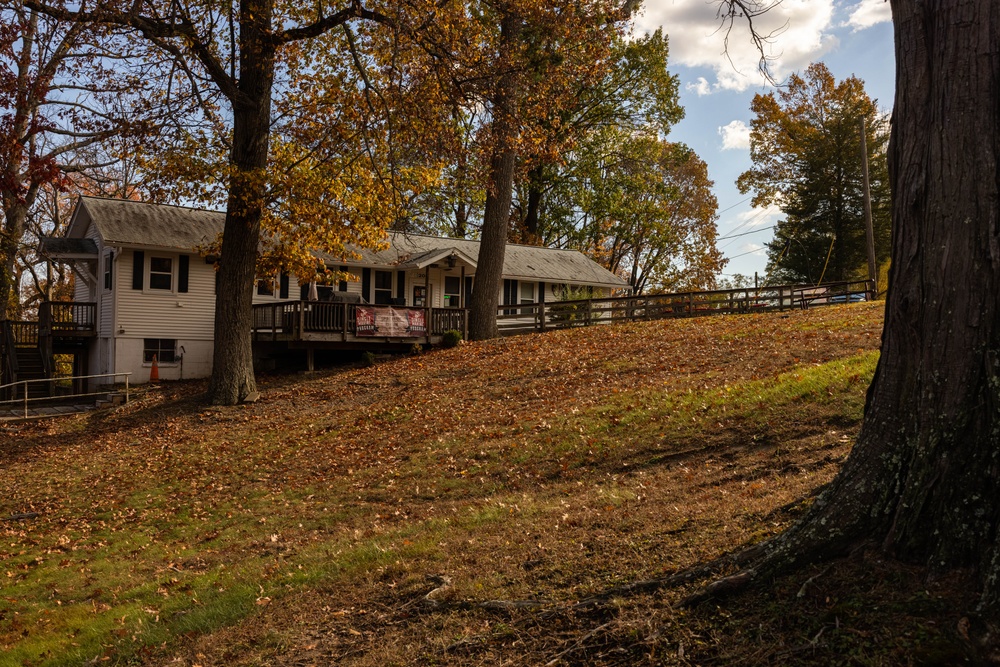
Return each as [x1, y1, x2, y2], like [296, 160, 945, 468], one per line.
[150, 354, 159, 382]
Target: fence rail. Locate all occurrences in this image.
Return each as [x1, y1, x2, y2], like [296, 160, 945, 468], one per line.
[251, 301, 468, 341]
[496, 280, 873, 336]
[0, 372, 131, 419]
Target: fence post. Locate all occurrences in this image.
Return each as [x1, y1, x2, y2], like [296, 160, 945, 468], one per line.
[539, 302, 546, 332]
[298, 301, 305, 339]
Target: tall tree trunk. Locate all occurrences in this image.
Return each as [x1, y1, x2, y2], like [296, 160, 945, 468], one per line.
[468, 13, 520, 341]
[207, 0, 274, 404]
[0, 208, 24, 320]
[454, 200, 468, 238]
[523, 164, 544, 243]
[747, 0, 1000, 608]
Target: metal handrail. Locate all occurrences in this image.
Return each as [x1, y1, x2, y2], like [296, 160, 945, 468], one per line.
[0, 372, 131, 419]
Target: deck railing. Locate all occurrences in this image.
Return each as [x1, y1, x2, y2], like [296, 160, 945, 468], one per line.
[251, 301, 468, 341]
[0, 372, 130, 419]
[6, 321, 39, 346]
[496, 279, 873, 336]
[40, 301, 96, 333]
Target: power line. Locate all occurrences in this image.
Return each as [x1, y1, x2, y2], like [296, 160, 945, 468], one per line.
[719, 208, 775, 248]
[727, 247, 766, 260]
[716, 224, 775, 241]
[717, 196, 752, 214]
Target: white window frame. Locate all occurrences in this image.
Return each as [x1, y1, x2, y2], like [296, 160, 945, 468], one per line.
[444, 276, 461, 308]
[148, 256, 174, 292]
[143, 338, 178, 365]
[373, 270, 394, 305]
[103, 251, 113, 291]
[520, 281, 534, 304]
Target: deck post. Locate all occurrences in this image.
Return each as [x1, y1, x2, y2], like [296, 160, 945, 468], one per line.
[306, 347, 315, 372]
[298, 300, 305, 340]
[342, 303, 348, 340]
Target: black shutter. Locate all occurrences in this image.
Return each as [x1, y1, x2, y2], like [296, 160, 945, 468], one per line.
[503, 279, 518, 305]
[538, 281, 545, 303]
[362, 268, 371, 303]
[279, 272, 289, 299]
[465, 277, 473, 299]
[178, 255, 189, 293]
[300, 284, 309, 300]
[339, 265, 348, 292]
[396, 271, 405, 300]
[132, 250, 144, 290]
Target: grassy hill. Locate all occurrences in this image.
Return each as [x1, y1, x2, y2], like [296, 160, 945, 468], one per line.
[1, 302, 976, 665]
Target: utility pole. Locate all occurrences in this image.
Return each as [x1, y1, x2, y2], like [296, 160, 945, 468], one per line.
[859, 117, 877, 300]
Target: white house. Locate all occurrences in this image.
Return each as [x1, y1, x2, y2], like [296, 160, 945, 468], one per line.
[33, 196, 628, 384]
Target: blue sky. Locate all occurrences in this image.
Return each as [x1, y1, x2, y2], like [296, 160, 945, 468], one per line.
[634, 0, 895, 283]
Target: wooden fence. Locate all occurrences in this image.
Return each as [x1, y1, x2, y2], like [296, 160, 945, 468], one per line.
[496, 280, 873, 336]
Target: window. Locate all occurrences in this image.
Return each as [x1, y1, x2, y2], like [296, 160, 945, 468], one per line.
[520, 281, 534, 304]
[256, 277, 274, 296]
[149, 257, 173, 290]
[374, 270, 393, 304]
[444, 276, 461, 307]
[103, 251, 113, 290]
[143, 339, 176, 363]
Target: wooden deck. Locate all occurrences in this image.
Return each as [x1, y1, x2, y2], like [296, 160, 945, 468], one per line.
[251, 301, 468, 346]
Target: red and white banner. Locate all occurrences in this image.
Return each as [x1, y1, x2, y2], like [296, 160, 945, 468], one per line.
[356, 306, 427, 338]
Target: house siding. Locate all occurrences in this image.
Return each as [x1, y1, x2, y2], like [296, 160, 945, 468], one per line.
[115, 249, 216, 383]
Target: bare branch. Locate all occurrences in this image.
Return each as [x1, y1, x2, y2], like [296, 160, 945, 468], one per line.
[716, 0, 785, 83]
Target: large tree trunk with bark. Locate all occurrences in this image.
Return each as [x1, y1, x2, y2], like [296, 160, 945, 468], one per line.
[207, 0, 274, 405]
[522, 164, 544, 243]
[468, 13, 520, 341]
[735, 0, 1000, 609]
[0, 207, 26, 319]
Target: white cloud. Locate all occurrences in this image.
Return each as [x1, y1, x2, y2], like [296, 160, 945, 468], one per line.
[845, 0, 892, 31]
[687, 76, 713, 96]
[637, 0, 838, 92]
[718, 120, 750, 150]
[736, 204, 782, 227]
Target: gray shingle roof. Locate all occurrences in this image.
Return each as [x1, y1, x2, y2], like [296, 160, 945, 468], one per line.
[79, 196, 224, 250]
[75, 197, 629, 289]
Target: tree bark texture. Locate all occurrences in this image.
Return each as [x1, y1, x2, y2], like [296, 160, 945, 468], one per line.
[752, 0, 1000, 607]
[207, 0, 274, 404]
[0, 207, 25, 319]
[468, 13, 520, 341]
[523, 165, 544, 243]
